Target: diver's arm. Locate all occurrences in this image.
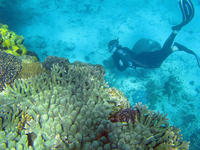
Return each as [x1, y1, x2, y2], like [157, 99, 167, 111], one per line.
[112, 47, 133, 71]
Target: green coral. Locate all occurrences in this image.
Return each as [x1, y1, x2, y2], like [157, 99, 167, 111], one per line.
[0, 24, 27, 56]
[0, 58, 189, 150]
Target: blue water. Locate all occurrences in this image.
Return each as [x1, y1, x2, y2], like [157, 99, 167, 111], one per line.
[1, 0, 200, 149]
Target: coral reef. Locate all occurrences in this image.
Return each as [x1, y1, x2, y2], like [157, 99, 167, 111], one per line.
[0, 57, 189, 149]
[0, 51, 22, 91]
[0, 24, 27, 56]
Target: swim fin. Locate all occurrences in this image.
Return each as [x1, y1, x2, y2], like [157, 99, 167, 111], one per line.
[173, 42, 200, 68]
[172, 0, 194, 30]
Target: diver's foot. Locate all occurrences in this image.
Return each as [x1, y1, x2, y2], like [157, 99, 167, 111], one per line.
[172, 45, 179, 52]
[173, 42, 189, 51]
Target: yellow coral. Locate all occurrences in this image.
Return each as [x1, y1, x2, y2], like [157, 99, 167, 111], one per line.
[5, 49, 20, 56]
[12, 45, 19, 51]
[0, 28, 7, 36]
[19, 45, 27, 55]
[2, 39, 11, 48]
[0, 24, 28, 57]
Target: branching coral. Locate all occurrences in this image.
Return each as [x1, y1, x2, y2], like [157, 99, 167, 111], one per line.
[0, 57, 189, 150]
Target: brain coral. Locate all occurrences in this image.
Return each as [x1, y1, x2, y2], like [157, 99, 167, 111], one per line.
[0, 57, 189, 150]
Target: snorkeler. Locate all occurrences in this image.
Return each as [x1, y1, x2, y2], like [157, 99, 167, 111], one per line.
[108, 0, 200, 71]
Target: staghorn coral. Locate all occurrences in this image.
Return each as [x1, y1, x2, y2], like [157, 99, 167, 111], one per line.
[0, 58, 189, 149]
[0, 51, 22, 91]
[0, 24, 27, 56]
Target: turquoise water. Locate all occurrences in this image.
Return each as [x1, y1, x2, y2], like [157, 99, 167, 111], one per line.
[1, 0, 200, 149]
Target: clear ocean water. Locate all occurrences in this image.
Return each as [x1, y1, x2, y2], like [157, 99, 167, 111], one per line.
[1, 0, 200, 149]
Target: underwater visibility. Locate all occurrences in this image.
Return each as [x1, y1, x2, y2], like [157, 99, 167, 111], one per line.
[0, 0, 200, 149]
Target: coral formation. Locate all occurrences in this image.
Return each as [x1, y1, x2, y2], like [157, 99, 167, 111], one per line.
[19, 62, 46, 79]
[109, 108, 135, 123]
[109, 104, 189, 150]
[42, 56, 70, 72]
[0, 24, 27, 56]
[0, 56, 189, 149]
[0, 103, 30, 149]
[0, 51, 22, 91]
[107, 87, 130, 112]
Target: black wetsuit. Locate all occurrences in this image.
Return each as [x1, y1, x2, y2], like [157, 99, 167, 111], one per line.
[132, 32, 177, 68]
[112, 32, 177, 71]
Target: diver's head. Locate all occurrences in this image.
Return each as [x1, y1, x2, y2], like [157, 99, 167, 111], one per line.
[108, 39, 120, 52]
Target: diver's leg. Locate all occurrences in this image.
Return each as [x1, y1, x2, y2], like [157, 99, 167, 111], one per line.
[173, 42, 200, 67]
[162, 31, 178, 50]
[173, 42, 195, 54]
